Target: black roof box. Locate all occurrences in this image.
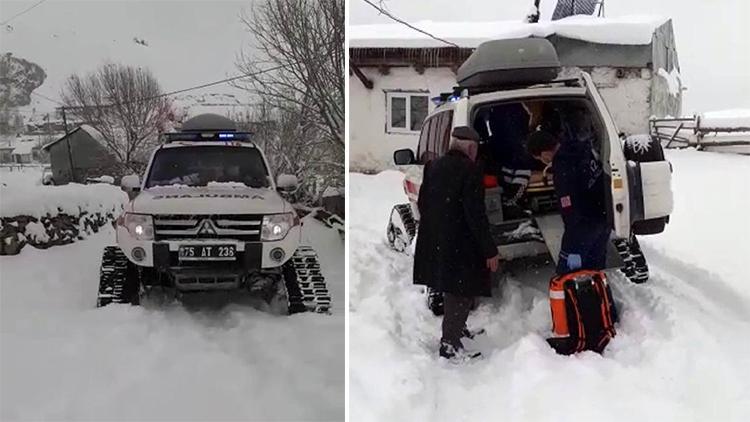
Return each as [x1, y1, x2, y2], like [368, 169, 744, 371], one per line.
[181, 113, 237, 132]
[457, 38, 561, 89]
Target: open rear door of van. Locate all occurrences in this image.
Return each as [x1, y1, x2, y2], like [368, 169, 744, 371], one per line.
[580, 72, 631, 239]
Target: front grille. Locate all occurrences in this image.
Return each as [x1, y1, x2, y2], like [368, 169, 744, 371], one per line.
[153, 214, 262, 241]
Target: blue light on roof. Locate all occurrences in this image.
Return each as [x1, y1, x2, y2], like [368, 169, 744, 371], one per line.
[218, 133, 235, 139]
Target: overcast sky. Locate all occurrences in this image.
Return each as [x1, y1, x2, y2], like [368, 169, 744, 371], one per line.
[1, 0, 747, 116]
[0, 0, 255, 115]
[351, 0, 750, 114]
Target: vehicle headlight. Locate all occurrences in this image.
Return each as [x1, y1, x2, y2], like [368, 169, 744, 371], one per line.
[261, 212, 298, 241]
[119, 213, 154, 241]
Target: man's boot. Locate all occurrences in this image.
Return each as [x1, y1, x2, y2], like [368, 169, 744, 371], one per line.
[439, 341, 482, 362]
[461, 326, 486, 340]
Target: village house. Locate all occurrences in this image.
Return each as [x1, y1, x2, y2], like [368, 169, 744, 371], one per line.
[0, 140, 14, 163]
[0, 136, 47, 164]
[349, 16, 682, 172]
[42, 124, 116, 184]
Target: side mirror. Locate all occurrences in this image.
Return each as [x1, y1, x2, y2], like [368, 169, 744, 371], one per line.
[394, 149, 416, 165]
[276, 174, 298, 192]
[121, 174, 141, 192]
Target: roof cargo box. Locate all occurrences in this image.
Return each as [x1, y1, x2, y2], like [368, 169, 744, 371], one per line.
[457, 38, 561, 89]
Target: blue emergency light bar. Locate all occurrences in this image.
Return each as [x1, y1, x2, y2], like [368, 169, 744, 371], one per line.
[162, 131, 254, 143]
[431, 92, 461, 106]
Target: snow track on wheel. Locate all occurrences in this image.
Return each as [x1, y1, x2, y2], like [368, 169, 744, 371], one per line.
[0, 218, 343, 421]
[349, 150, 750, 421]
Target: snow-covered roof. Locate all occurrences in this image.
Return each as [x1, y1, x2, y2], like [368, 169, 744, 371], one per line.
[78, 124, 107, 145]
[322, 186, 344, 198]
[42, 124, 108, 151]
[11, 142, 35, 155]
[700, 109, 750, 130]
[349, 15, 669, 49]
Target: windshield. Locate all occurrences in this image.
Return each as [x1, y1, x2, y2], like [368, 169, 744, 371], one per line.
[145, 146, 271, 188]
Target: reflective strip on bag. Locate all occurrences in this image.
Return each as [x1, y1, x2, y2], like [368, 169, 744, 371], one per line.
[550, 290, 566, 299]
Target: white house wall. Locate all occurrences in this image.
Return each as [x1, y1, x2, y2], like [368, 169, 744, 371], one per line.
[349, 67, 456, 173]
[350, 65, 656, 172]
[559, 66, 653, 136]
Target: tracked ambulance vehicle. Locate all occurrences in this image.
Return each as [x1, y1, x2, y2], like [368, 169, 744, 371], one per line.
[97, 114, 331, 314]
[385, 39, 673, 314]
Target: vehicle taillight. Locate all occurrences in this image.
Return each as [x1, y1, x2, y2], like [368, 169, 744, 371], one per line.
[404, 179, 417, 195]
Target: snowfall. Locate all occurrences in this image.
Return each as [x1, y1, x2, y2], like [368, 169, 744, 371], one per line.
[0, 167, 344, 421]
[349, 149, 750, 421]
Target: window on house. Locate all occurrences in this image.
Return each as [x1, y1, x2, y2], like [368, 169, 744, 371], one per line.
[386, 92, 429, 134]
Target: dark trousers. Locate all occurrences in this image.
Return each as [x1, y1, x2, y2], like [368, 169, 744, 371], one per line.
[441, 292, 473, 348]
[556, 223, 610, 275]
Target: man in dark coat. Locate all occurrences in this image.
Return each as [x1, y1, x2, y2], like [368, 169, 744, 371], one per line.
[526, 118, 609, 274]
[413, 126, 500, 361]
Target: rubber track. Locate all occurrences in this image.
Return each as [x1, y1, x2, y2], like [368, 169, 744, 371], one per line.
[387, 204, 417, 251]
[284, 246, 332, 314]
[614, 237, 649, 284]
[96, 246, 131, 307]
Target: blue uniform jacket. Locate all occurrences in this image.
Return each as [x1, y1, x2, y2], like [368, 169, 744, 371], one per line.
[551, 124, 610, 273]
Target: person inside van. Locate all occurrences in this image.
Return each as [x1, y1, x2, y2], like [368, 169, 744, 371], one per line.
[526, 119, 609, 275]
[477, 103, 535, 219]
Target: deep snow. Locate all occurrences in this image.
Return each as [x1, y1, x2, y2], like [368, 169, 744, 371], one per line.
[0, 212, 344, 421]
[349, 149, 750, 421]
[0, 181, 127, 218]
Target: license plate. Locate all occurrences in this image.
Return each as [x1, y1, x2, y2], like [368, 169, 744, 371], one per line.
[178, 245, 236, 261]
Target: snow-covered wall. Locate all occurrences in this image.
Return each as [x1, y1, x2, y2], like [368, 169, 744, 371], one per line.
[0, 183, 127, 254]
[349, 67, 456, 173]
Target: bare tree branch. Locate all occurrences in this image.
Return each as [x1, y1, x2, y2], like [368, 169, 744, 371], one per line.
[60, 63, 174, 175]
[234, 0, 344, 152]
[232, 0, 344, 204]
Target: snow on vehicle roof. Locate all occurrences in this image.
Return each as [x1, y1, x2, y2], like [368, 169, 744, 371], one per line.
[349, 15, 669, 48]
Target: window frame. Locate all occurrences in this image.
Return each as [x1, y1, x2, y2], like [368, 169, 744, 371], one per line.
[385, 90, 430, 134]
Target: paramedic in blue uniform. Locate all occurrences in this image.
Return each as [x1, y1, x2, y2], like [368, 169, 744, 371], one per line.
[526, 113, 609, 274]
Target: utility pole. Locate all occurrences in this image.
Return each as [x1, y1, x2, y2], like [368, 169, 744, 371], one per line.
[59, 106, 76, 183]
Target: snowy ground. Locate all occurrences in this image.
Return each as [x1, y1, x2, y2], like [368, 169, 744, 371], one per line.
[0, 169, 344, 421]
[0, 165, 43, 189]
[349, 149, 750, 421]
